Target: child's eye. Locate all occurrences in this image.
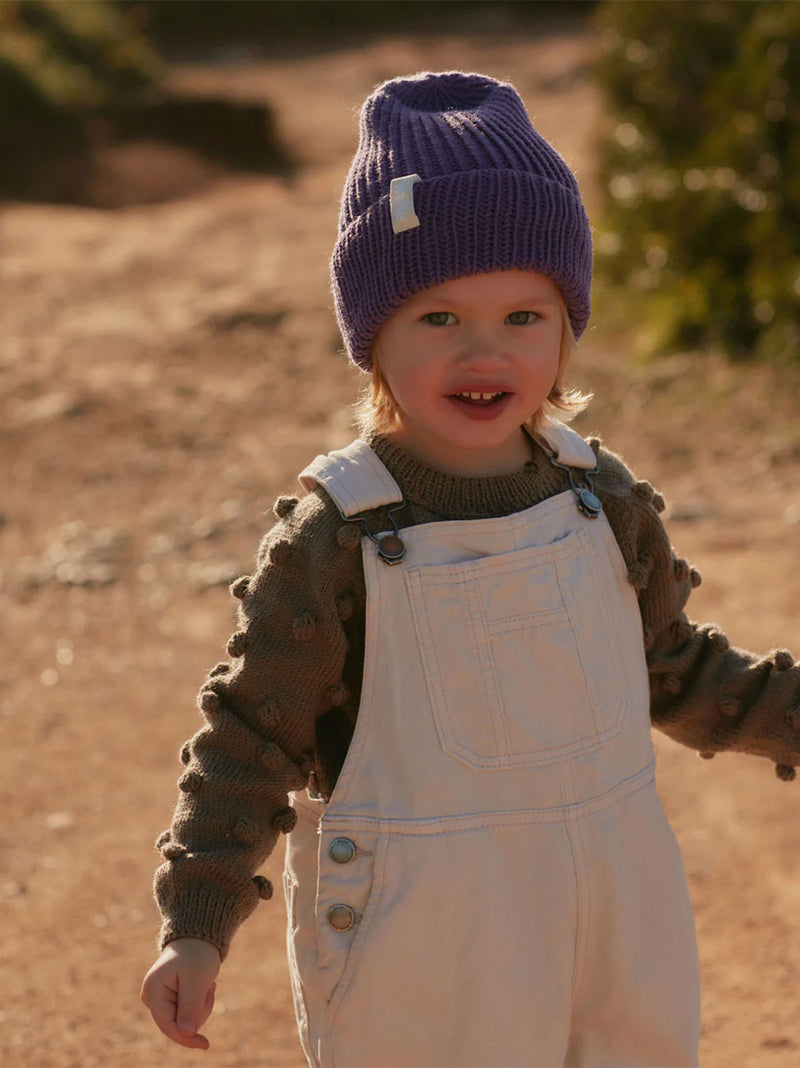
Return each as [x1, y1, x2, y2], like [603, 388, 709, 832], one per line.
[422, 312, 457, 326]
[505, 311, 539, 325]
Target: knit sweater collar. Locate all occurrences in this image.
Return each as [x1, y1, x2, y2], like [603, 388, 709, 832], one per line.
[365, 430, 567, 520]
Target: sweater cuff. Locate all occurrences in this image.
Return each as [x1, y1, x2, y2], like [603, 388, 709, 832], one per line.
[158, 884, 259, 961]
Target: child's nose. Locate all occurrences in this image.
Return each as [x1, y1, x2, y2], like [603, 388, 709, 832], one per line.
[455, 330, 508, 368]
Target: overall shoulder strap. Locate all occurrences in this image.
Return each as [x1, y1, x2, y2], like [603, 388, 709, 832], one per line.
[298, 439, 404, 517]
[534, 416, 597, 470]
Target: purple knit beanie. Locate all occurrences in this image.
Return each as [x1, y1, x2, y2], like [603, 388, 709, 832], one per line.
[331, 70, 593, 371]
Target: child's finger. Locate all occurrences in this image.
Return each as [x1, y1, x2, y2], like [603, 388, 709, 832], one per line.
[160, 1014, 211, 1050]
[176, 975, 216, 1042]
[143, 978, 212, 1050]
[155, 996, 211, 1049]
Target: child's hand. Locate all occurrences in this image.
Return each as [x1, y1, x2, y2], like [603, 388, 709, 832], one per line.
[140, 937, 221, 1050]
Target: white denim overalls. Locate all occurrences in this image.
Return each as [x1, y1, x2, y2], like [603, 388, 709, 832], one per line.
[284, 421, 700, 1068]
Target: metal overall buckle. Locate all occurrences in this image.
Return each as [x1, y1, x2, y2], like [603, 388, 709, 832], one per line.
[339, 501, 407, 564]
[548, 454, 603, 518]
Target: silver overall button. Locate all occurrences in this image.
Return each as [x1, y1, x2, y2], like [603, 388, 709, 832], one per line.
[327, 904, 356, 932]
[329, 837, 357, 864]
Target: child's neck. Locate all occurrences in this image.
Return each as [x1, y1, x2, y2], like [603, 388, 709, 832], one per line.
[384, 426, 533, 478]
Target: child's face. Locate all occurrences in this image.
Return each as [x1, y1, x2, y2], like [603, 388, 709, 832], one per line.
[373, 270, 563, 476]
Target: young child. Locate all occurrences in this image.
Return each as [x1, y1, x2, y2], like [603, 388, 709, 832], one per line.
[141, 71, 800, 1067]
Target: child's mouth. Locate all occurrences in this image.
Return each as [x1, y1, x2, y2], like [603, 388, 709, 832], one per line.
[450, 391, 507, 406]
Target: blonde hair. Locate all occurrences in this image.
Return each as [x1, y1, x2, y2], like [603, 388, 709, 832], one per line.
[353, 298, 590, 436]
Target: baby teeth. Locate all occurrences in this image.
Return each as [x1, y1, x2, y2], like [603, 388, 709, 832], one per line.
[456, 391, 503, 400]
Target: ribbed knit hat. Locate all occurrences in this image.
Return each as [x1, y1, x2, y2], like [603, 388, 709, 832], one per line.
[331, 70, 593, 371]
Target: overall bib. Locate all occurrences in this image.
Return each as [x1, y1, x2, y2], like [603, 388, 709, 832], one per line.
[285, 423, 700, 1068]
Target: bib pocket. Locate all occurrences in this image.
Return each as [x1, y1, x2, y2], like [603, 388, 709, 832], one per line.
[405, 527, 627, 769]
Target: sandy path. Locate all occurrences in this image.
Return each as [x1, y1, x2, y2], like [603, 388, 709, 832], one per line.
[2, 26, 800, 1068]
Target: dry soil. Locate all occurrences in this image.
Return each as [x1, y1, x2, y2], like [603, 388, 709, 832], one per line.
[2, 26, 800, 1068]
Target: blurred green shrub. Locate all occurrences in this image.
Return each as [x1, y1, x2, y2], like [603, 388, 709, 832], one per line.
[594, 0, 800, 361]
[0, 0, 161, 178]
[0, 2, 290, 203]
[0, 0, 160, 112]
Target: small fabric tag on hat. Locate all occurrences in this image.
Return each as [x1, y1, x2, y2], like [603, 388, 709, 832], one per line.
[390, 174, 421, 233]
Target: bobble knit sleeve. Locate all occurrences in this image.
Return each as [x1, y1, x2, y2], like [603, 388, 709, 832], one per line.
[595, 444, 800, 781]
[153, 488, 363, 959]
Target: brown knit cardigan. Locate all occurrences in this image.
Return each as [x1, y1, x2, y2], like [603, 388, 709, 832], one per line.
[153, 432, 800, 959]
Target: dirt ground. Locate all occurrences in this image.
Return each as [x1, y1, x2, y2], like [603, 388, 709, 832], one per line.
[3, 24, 800, 1068]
